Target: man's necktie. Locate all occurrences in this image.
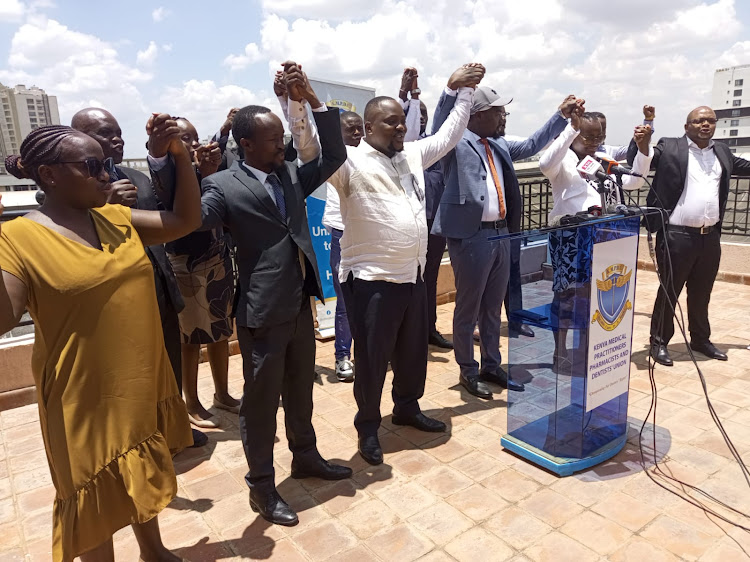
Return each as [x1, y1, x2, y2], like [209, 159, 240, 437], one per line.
[104, 157, 119, 182]
[267, 174, 287, 220]
[479, 139, 507, 219]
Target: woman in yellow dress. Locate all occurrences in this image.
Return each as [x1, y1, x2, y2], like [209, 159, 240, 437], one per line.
[0, 120, 201, 561]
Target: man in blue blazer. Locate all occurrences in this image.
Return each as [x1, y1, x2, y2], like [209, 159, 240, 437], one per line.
[432, 87, 580, 399]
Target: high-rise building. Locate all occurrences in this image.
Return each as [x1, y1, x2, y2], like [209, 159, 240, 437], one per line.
[712, 64, 750, 154]
[0, 82, 61, 181]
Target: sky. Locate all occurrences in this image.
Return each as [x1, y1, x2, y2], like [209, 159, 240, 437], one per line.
[1, 0, 749, 159]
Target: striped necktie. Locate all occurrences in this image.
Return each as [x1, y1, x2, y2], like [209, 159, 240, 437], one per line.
[267, 174, 286, 220]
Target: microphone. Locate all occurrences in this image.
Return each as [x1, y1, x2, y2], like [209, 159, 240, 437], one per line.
[597, 156, 642, 177]
[605, 203, 631, 215]
[576, 155, 609, 182]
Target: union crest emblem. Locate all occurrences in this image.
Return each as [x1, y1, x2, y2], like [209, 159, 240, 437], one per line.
[591, 264, 633, 331]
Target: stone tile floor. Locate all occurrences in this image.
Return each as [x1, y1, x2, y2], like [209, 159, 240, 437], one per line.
[2, 270, 750, 561]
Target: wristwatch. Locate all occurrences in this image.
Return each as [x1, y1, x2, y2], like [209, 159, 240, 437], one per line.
[411, 88, 421, 96]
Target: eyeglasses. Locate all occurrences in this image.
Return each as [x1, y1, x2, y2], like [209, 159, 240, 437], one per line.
[500, 112, 510, 118]
[689, 117, 718, 125]
[56, 157, 107, 178]
[580, 135, 606, 144]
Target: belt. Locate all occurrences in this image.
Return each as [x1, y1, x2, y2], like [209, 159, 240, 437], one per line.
[669, 224, 717, 235]
[480, 219, 507, 230]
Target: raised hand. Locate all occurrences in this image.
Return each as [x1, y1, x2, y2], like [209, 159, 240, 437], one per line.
[447, 63, 485, 90]
[147, 113, 181, 159]
[108, 179, 138, 207]
[283, 61, 322, 108]
[399, 67, 418, 101]
[643, 105, 656, 120]
[196, 142, 222, 178]
[634, 124, 653, 155]
[273, 70, 288, 99]
[559, 95, 584, 118]
[220, 108, 239, 138]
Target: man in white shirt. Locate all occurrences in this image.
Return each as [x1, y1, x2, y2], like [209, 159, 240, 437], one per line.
[540, 110, 653, 224]
[322, 111, 363, 382]
[329, 64, 484, 465]
[633, 106, 750, 366]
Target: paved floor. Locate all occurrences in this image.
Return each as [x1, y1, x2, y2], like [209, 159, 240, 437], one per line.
[2, 270, 750, 561]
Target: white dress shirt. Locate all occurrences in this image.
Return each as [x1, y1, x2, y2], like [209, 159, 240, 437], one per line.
[401, 97, 422, 143]
[329, 87, 473, 284]
[669, 138, 722, 228]
[540, 123, 652, 223]
[240, 162, 278, 201]
[322, 183, 344, 232]
[464, 129, 507, 221]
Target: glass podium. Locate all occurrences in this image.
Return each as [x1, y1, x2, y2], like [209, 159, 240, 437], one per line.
[492, 215, 640, 476]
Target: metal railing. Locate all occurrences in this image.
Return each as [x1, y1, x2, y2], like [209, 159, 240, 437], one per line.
[518, 173, 750, 237]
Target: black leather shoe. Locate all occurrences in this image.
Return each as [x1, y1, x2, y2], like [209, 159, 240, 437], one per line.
[358, 435, 383, 465]
[391, 412, 447, 433]
[189, 429, 208, 448]
[509, 322, 535, 338]
[429, 330, 454, 349]
[650, 342, 673, 366]
[291, 458, 353, 480]
[249, 488, 298, 526]
[459, 373, 492, 399]
[480, 367, 525, 392]
[690, 340, 728, 361]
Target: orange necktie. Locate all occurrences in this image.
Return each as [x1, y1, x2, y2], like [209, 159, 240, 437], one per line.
[480, 138, 507, 219]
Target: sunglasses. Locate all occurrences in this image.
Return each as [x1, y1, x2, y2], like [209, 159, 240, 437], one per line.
[689, 117, 718, 125]
[56, 157, 110, 178]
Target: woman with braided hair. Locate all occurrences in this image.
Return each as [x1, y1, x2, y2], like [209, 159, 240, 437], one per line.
[0, 121, 201, 561]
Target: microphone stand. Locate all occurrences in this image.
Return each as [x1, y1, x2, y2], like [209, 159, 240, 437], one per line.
[596, 176, 608, 211]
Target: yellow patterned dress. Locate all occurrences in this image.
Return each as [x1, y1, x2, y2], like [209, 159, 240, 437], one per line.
[0, 204, 192, 561]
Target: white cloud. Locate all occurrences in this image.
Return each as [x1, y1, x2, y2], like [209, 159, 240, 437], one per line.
[151, 6, 169, 22]
[0, 0, 25, 21]
[158, 80, 279, 141]
[230, 0, 745, 149]
[0, 16, 152, 158]
[260, 0, 379, 20]
[136, 41, 158, 66]
[222, 43, 262, 71]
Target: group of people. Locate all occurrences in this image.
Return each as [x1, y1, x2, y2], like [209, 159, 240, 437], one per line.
[0, 56, 748, 561]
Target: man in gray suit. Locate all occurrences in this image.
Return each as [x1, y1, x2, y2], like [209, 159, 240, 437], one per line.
[198, 63, 350, 526]
[433, 88, 580, 400]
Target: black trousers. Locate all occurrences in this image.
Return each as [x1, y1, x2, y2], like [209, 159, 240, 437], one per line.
[237, 301, 320, 489]
[425, 218, 447, 333]
[651, 228, 721, 345]
[342, 272, 428, 437]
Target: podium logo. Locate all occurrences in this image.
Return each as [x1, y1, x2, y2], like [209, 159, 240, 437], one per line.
[592, 264, 633, 331]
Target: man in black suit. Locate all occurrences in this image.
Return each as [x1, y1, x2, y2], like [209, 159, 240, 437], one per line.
[198, 62, 350, 526]
[630, 106, 750, 366]
[70, 108, 209, 446]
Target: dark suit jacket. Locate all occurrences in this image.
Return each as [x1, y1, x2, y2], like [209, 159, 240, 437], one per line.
[199, 109, 346, 329]
[627, 136, 750, 232]
[117, 165, 185, 317]
[431, 92, 567, 238]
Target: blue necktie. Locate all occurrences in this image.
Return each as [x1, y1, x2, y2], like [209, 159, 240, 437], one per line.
[267, 174, 286, 220]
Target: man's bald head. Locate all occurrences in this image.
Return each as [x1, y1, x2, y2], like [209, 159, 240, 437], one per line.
[684, 105, 716, 148]
[71, 107, 124, 163]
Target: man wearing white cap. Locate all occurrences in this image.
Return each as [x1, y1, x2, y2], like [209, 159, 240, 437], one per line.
[432, 86, 581, 400]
